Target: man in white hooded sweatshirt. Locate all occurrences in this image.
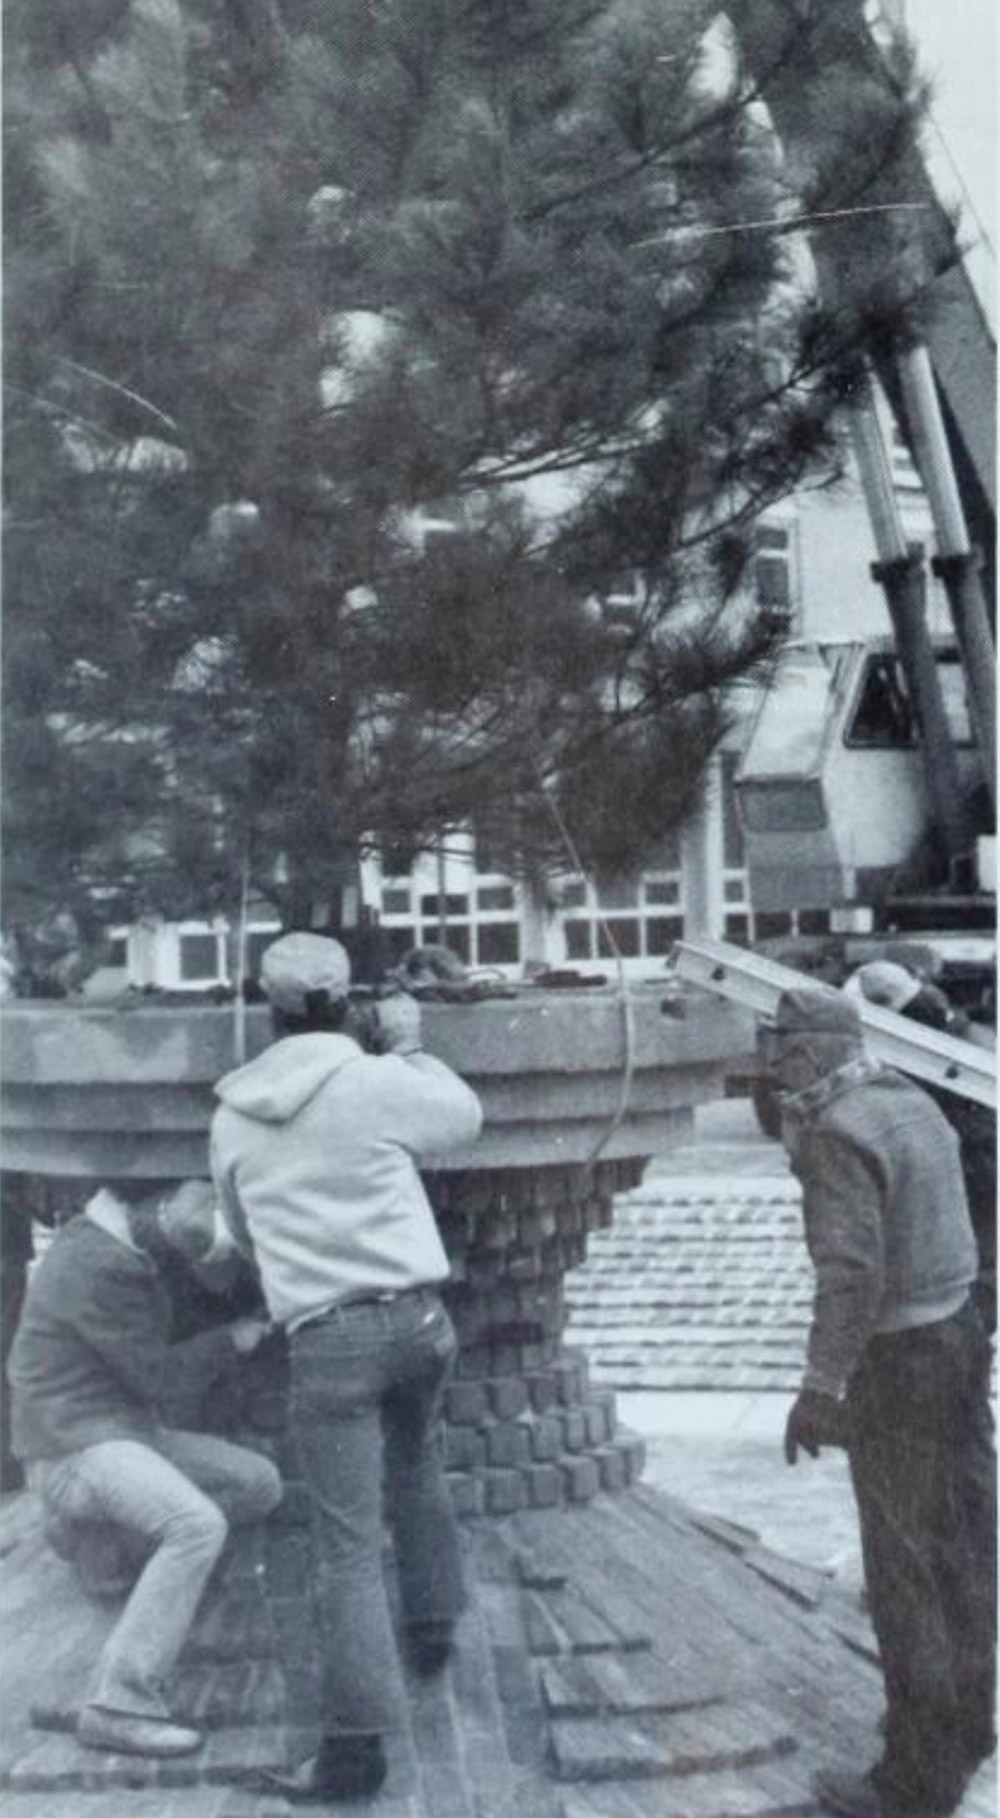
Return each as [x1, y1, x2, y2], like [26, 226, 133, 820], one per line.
[210, 931, 483, 1804]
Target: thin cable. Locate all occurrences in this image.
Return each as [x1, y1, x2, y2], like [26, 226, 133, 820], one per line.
[635, 199, 930, 249]
[529, 757, 636, 1173]
[924, 110, 996, 261]
[233, 846, 250, 1066]
[872, 0, 995, 262]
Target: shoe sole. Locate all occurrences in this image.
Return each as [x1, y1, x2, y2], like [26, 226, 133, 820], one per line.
[78, 1730, 203, 1757]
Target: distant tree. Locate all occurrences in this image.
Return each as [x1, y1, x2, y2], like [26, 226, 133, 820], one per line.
[3, 0, 930, 945]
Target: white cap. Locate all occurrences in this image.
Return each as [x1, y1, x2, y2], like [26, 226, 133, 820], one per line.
[843, 961, 921, 1013]
[260, 932, 351, 1015]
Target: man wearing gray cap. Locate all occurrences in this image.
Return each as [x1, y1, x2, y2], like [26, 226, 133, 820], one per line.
[211, 931, 483, 1803]
[762, 985, 995, 1818]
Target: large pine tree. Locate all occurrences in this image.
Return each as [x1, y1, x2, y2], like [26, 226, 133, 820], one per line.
[3, 0, 928, 950]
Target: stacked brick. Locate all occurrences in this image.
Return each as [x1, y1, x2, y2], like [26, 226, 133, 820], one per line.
[565, 1181, 813, 1392]
[224, 1158, 650, 1522]
[428, 1160, 648, 1514]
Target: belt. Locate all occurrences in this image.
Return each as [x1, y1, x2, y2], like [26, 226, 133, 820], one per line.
[290, 1285, 432, 1336]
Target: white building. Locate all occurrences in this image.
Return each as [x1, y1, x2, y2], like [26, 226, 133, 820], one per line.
[113, 394, 971, 995]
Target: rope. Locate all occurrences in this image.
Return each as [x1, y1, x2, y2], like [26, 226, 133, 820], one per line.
[529, 759, 637, 1174]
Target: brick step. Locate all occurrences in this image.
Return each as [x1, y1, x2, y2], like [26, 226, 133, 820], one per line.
[567, 1301, 810, 1316]
[575, 1241, 807, 1261]
[524, 1587, 654, 1657]
[558, 1760, 816, 1816]
[571, 1328, 806, 1351]
[572, 1251, 808, 1271]
[549, 1701, 798, 1782]
[540, 1651, 726, 1717]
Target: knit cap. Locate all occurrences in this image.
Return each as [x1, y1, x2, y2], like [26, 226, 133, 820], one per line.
[774, 984, 863, 1038]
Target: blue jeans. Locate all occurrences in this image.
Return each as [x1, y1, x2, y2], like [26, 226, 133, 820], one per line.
[29, 1429, 282, 1719]
[847, 1300, 996, 1815]
[289, 1288, 465, 1737]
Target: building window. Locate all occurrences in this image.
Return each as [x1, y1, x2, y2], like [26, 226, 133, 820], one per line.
[847, 654, 916, 747]
[565, 921, 592, 961]
[559, 873, 683, 964]
[420, 893, 469, 920]
[645, 879, 680, 906]
[381, 887, 411, 916]
[645, 916, 684, 956]
[179, 933, 221, 982]
[598, 918, 640, 959]
[244, 929, 280, 980]
[477, 922, 520, 965]
[384, 925, 418, 965]
[477, 884, 515, 912]
[375, 857, 522, 971]
[754, 524, 794, 621]
[719, 751, 745, 868]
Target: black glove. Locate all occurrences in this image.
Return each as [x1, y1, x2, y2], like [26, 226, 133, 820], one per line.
[784, 1389, 850, 1465]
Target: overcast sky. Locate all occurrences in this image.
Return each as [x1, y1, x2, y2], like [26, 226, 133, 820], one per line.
[905, 0, 996, 320]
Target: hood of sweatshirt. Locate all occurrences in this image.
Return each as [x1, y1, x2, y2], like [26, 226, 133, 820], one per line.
[214, 1033, 362, 1123]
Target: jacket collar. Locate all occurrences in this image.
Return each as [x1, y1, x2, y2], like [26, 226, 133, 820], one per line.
[779, 1054, 884, 1120]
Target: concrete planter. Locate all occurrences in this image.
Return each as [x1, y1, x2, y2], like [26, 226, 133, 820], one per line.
[0, 986, 748, 1177]
[1, 987, 751, 1512]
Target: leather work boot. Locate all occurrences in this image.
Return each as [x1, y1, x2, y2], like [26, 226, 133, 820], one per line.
[405, 1619, 455, 1677]
[259, 1733, 387, 1804]
[814, 1767, 884, 1818]
[77, 1707, 203, 1757]
[814, 1762, 967, 1818]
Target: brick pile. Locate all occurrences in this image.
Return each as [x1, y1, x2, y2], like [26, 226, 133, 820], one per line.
[565, 1176, 813, 1392]
[5, 1481, 997, 1816]
[422, 1159, 649, 1512]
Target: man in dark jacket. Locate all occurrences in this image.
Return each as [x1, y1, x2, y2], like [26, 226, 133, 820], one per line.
[766, 985, 995, 1818]
[844, 959, 996, 1335]
[9, 1178, 282, 1760]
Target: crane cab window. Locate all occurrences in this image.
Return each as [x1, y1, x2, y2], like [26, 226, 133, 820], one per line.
[846, 654, 915, 747]
[845, 651, 973, 749]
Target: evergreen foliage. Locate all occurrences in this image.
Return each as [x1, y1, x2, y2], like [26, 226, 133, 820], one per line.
[4, 0, 930, 939]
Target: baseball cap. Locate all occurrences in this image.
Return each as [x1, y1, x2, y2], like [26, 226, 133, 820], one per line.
[157, 1179, 222, 1263]
[843, 961, 921, 1013]
[260, 932, 351, 1015]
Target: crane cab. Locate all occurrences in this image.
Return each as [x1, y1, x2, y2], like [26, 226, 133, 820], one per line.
[734, 639, 976, 914]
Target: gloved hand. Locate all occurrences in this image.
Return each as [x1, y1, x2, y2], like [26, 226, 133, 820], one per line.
[783, 1388, 850, 1464]
[372, 991, 422, 1055]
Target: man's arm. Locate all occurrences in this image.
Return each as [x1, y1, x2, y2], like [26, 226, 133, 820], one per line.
[798, 1127, 885, 1399]
[368, 994, 483, 1157]
[72, 1247, 259, 1415]
[210, 1132, 257, 1260]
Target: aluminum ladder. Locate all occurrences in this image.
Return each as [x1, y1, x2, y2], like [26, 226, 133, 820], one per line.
[669, 937, 996, 1110]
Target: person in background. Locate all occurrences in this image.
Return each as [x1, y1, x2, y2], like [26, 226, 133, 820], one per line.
[8, 1178, 282, 1759]
[764, 985, 995, 1818]
[0, 1178, 38, 1492]
[211, 931, 483, 1805]
[844, 959, 996, 1335]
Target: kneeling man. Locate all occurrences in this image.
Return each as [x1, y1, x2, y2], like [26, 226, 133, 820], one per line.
[9, 1177, 282, 1758]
